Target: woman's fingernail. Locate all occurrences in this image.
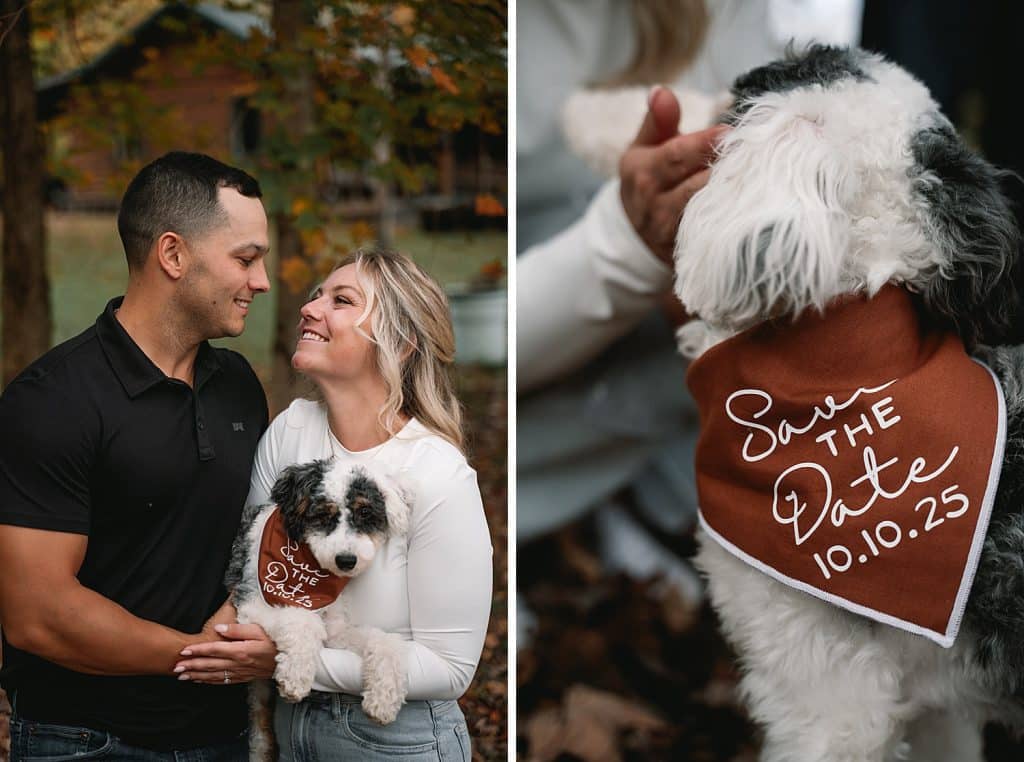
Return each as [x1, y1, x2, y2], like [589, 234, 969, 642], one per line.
[174, 665, 185, 673]
[648, 85, 662, 107]
[180, 649, 192, 656]
[215, 624, 228, 633]
[178, 673, 190, 681]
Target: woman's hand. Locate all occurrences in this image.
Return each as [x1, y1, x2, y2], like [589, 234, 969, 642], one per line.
[200, 598, 237, 638]
[619, 87, 726, 265]
[174, 623, 278, 685]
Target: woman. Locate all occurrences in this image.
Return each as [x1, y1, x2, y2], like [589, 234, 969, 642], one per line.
[179, 248, 492, 760]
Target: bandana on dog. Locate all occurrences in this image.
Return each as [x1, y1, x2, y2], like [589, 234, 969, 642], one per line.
[687, 285, 1005, 647]
[258, 507, 348, 609]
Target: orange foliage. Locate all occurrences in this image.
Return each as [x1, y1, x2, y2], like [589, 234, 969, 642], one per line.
[475, 194, 506, 217]
[405, 45, 432, 69]
[479, 259, 505, 281]
[390, 5, 417, 29]
[280, 256, 314, 295]
[430, 67, 460, 95]
[349, 221, 376, 245]
[299, 227, 328, 255]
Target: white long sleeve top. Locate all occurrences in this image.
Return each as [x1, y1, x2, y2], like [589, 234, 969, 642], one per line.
[246, 398, 493, 699]
[517, 180, 673, 394]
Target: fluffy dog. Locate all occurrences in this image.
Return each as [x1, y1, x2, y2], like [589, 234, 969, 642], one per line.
[224, 458, 411, 760]
[677, 47, 1024, 762]
[566, 45, 1024, 761]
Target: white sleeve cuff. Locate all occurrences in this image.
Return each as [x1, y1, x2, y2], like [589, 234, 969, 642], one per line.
[516, 178, 674, 391]
[588, 179, 673, 293]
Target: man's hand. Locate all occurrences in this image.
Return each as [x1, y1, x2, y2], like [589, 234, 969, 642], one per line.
[619, 86, 727, 265]
[175, 623, 278, 685]
[200, 598, 237, 639]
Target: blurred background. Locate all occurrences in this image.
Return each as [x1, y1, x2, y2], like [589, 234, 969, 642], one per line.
[516, 1, 1024, 760]
[0, 1, 506, 759]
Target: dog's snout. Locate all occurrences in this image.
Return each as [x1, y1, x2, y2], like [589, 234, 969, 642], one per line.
[335, 553, 357, 571]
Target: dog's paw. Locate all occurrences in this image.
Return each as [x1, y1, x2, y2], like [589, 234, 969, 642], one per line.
[362, 686, 403, 725]
[359, 630, 407, 724]
[274, 656, 315, 703]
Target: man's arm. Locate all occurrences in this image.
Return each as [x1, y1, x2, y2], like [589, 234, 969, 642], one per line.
[0, 525, 220, 675]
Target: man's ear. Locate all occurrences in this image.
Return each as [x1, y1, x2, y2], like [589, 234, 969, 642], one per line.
[155, 232, 187, 280]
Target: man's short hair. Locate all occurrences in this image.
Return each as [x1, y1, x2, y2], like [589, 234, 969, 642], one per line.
[117, 152, 262, 272]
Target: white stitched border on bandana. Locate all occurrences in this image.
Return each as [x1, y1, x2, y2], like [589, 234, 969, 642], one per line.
[700, 360, 1004, 649]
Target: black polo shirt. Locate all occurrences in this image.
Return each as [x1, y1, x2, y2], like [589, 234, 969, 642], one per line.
[0, 297, 268, 750]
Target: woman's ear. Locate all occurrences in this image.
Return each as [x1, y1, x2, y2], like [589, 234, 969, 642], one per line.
[401, 332, 419, 363]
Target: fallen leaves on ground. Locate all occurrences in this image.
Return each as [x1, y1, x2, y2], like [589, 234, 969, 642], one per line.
[517, 517, 1024, 761]
[517, 520, 757, 761]
[457, 365, 508, 761]
[523, 684, 666, 762]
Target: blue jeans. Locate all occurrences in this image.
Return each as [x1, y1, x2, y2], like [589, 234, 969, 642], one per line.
[274, 691, 471, 761]
[8, 715, 247, 762]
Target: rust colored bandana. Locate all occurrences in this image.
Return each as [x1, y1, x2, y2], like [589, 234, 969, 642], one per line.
[687, 285, 1005, 646]
[258, 507, 348, 609]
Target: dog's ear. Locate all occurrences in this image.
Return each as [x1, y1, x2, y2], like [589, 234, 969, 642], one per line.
[270, 459, 329, 541]
[910, 123, 1022, 348]
[382, 475, 413, 539]
[675, 93, 853, 329]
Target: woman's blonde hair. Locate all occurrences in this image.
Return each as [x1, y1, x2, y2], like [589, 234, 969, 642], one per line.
[329, 248, 464, 452]
[599, 0, 709, 87]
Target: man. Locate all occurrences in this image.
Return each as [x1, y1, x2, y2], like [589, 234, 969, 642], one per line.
[0, 152, 276, 759]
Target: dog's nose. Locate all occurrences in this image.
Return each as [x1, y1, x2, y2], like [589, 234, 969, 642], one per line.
[335, 553, 357, 571]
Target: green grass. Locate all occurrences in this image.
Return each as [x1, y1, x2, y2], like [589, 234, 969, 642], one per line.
[1, 212, 506, 376]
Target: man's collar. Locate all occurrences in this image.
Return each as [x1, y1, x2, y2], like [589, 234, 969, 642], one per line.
[194, 338, 223, 390]
[96, 297, 222, 398]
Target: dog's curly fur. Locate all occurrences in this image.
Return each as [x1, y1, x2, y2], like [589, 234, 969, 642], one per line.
[669, 45, 1024, 762]
[225, 458, 411, 761]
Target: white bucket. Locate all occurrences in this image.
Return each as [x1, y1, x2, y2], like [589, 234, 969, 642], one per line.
[447, 288, 507, 366]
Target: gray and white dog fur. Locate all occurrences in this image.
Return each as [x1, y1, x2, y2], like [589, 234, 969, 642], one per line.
[672, 46, 1024, 762]
[561, 43, 1024, 761]
[224, 458, 412, 761]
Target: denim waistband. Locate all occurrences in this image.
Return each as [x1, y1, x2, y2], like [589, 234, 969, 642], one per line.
[304, 690, 362, 705]
[301, 691, 458, 712]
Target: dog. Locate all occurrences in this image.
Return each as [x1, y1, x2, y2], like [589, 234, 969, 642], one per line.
[565, 45, 1024, 761]
[224, 457, 412, 760]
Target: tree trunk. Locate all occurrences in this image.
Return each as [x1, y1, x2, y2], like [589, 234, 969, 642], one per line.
[1, 0, 50, 728]
[1, 0, 51, 387]
[373, 42, 395, 249]
[269, 0, 316, 414]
